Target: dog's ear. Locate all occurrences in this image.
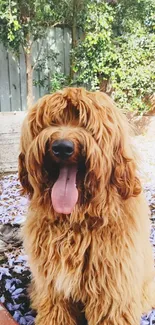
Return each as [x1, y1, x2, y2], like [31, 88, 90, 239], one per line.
[96, 94, 142, 200]
[111, 140, 141, 200]
[18, 116, 33, 197]
[18, 152, 33, 196]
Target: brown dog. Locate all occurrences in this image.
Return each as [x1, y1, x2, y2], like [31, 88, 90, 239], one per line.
[19, 87, 155, 325]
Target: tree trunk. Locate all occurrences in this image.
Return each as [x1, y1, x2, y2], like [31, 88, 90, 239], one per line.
[70, 0, 77, 80]
[99, 77, 113, 96]
[25, 51, 33, 108]
[24, 35, 34, 109]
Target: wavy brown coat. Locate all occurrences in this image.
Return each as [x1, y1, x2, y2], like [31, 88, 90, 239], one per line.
[18, 88, 155, 325]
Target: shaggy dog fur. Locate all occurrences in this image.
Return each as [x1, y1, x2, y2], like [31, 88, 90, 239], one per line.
[18, 87, 155, 325]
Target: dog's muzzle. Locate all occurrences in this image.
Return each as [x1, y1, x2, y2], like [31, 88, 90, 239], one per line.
[52, 140, 74, 160]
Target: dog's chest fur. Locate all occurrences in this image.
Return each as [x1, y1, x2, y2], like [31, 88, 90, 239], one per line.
[55, 263, 80, 298]
[52, 228, 92, 299]
[28, 213, 136, 302]
[49, 221, 108, 301]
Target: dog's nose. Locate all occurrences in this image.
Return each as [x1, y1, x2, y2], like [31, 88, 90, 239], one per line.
[52, 140, 74, 159]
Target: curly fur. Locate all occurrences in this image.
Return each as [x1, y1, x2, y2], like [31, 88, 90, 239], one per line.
[18, 87, 155, 325]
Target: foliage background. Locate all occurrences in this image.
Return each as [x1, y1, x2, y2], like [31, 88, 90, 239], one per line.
[0, 0, 155, 112]
[72, 0, 155, 112]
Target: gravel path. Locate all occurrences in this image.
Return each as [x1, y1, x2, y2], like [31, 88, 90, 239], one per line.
[0, 134, 155, 325]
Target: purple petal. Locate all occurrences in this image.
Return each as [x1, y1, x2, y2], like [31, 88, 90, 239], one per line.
[19, 317, 27, 325]
[12, 288, 24, 296]
[13, 310, 23, 322]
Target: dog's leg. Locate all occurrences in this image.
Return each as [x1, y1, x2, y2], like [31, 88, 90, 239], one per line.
[31, 284, 85, 325]
[34, 299, 77, 325]
[29, 283, 77, 325]
[85, 300, 142, 325]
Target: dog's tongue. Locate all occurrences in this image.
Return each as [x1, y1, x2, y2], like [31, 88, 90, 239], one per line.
[51, 165, 78, 214]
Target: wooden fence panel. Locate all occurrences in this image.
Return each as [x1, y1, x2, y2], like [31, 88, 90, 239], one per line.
[8, 52, 21, 111]
[0, 27, 71, 112]
[38, 38, 49, 98]
[32, 40, 42, 101]
[47, 28, 57, 89]
[19, 49, 27, 111]
[55, 27, 65, 74]
[0, 45, 11, 112]
[64, 28, 72, 76]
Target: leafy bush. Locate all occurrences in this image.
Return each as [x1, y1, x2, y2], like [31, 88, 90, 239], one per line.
[112, 32, 155, 112]
[73, 0, 155, 112]
[33, 49, 69, 93]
